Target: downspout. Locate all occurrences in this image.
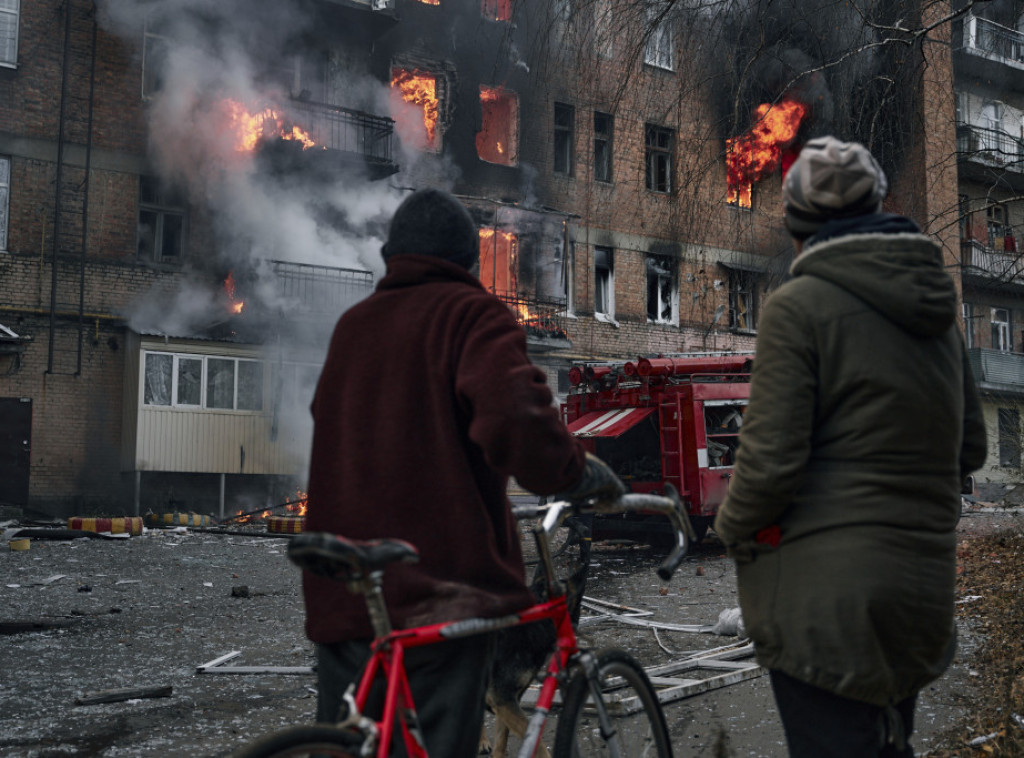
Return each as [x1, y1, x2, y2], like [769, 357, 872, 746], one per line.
[76, 3, 99, 376]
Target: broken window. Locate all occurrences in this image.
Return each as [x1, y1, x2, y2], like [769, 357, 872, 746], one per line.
[477, 86, 518, 166]
[594, 111, 613, 183]
[728, 270, 760, 331]
[0, 155, 8, 251]
[643, 1, 674, 70]
[142, 11, 169, 98]
[553, 102, 574, 175]
[482, 0, 512, 21]
[594, 247, 614, 316]
[176, 357, 202, 406]
[999, 407, 1021, 468]
[992, 307, 1011, 351]
[138, 176, 186, 264]
[645, 124, 673, 193]
[0, 0, 18, 68]
[646, 254, 677, 324]
[144, 353, 173, 406]
[391, 68, 441, 151]
[479, 229, 517, 296]
[143, 352, 263, 411]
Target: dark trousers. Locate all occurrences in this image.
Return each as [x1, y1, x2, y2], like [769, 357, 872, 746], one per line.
[770, 670, 917, 758]
[316, 634, 495, 758]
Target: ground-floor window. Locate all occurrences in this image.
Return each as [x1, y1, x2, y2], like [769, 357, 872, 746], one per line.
[144, 351, 263, 411]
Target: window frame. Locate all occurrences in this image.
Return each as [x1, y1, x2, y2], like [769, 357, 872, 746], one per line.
[963, 302, 976, 349]
[643, 1, 674, 70]
[553, 102, 575, 176]
[646, 254, 678, 325]
[138, 175, 187, 264]
[992, 307, 1011, 351]
[593, 111, 613, 183]
[0, 154, 9, 252]
[728, 270, 760, 332]
[594, 246, 614, 317]
[644, 124, 673, 194]
[143, 351, 264, 412]
[142, 12, 170, 99]
[0, 0, 18, 69]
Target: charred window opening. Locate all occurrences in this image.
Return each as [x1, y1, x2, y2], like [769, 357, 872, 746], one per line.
[646, 254, 677, 324]
[391, 68, 441, 152]
[999, 407, 1021, 468]
[594, 246, 614, 316]
[477, 86, 518, 166]
[138, 176, 186, 264]
[479, 229, 518, 297]
[645, 124, 673, 193]
[728, 270, 760, 331]
[726, 100, 807, 209]
[482, 0, 512, 21]
[553, 102, 575, 175]
[594, 111, 613, 183]
[992, 307, 1012, 351]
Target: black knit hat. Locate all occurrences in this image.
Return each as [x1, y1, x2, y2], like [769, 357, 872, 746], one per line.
[381, 188, 479, 270]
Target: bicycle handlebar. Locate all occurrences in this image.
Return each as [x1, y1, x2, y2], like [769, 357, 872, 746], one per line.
[516, 485, 694, 582]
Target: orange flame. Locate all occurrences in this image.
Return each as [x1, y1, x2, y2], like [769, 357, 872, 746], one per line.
[285, 489, 308, 517]
[225, 100, 315, 152]
[415, 0, 440, 4]
[224, 271, 245, 314]
[726, 99, 807, 208]
[391, 69, 440, 147]
[477, 86, 517, 165]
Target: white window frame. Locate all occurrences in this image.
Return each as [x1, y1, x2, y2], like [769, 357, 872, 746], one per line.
[0, 0, 19, 69]
[992, 307, 1011, 351]
[643, 1, 674, 70]
[594, 246, 614, 317]
[963, 302, 976, 349]
[0, 155, 9, 251]
[143, 351, 264, 412]
[646, 254, 678, 325]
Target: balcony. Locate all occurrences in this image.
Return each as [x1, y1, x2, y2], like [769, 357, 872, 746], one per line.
[968, 347, 1024, 392]
[497, 295, 572, 349]
[269, 260, 375, 317]
[957, 124, 1024, 171]
[961, 239, 1024, 283]
[957, 13, 1024, 85]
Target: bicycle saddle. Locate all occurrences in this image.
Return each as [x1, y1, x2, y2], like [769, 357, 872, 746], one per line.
[288, 532, 419, 580]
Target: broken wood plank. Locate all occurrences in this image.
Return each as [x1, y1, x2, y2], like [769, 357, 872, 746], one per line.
[75, 685, 173, 706]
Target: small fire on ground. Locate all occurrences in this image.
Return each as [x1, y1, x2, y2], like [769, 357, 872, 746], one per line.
[225, 99, 315, 153]
[726, 99, 807, 208]
[230, 490, 308, 524]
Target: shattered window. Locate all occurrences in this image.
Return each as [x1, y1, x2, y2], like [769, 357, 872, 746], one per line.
[206, 359, 236, 410]
[144, 353, 172, 406]
[176, 357, 202, 406]
[728, 270, 760, 331]
[237, 360, 264, 411]
[646, 254, 676, 324]
[643, 1, 673, 70]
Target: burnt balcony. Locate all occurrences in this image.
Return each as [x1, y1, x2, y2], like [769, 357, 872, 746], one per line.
[497, 295, 572, 349]
[967, 347, 1024, 392]
[269, 260, 375, 317]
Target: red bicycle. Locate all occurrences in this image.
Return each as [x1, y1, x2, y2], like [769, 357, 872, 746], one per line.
[234, 487, 692, 758]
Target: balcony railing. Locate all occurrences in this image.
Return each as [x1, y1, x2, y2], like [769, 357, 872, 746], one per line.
[957, 124, 1024, 170]
[496, 294, 571, 342]
[968, 347, 1024, 389]
[961, 239, 1024, 281]
[962, 14, 1024, 64]
[269, 260, 375, 316]
[289, 100, 396, 168]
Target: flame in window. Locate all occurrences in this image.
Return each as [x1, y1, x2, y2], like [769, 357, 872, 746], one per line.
[477, 86, 518, 165]
[479, 228, 517, 296]
[391, 68, 440, 149]
[224, 99, 315, 153]
[726, 99, 807, 208]
[224, 271, 244, 314]
[482, 0, 512, 20]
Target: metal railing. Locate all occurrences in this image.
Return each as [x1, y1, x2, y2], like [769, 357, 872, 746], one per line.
[269, 260, 375, 315]
[495, 294, 570, 340]
[967, 347, 1024, 388]
[956, 123, 1024, 170]
[289, 100, 396, 166]
[963, 14, 1024, 63]
[961, 239, 1024, 280]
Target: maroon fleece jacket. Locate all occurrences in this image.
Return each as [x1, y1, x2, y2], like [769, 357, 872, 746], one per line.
[302, 254, 586, 642]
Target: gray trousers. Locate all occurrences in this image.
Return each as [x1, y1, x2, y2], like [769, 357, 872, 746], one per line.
[316, 633, 495, 758]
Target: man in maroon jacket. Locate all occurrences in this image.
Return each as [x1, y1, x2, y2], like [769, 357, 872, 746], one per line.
[302, 188, 619, 756]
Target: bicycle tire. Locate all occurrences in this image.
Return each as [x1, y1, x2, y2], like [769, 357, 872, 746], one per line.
[231, 724, 364, 758]
[553, 648, 673, 758]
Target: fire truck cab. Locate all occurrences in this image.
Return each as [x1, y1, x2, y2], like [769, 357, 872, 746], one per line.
[561, 353, 753, 545]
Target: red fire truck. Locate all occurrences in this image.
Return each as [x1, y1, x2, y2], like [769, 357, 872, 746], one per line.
[561, 353, 754, 546]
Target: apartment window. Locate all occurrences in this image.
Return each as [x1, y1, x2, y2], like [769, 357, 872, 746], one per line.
[992, 307, 1011, 351]
[138, 176, 186, 263]
[593, 0, 614, 58]
[999, 407, 1021, 468]
[729, 270, 760, 331]
[144, 352, 264, 411]
[645, 124, 673, 193]
[980, 101, 1004, 152]
[477, 86, 519, 166]
[594, 247, 614, 316]
[646, 254, 677, 324]
[482, 0, 512, 21]
[0, 155, 8, 251]
[0, 0, 18, 68]
[987, 203, 1014, 251]
[142, 13, 169, 98]
[644, 1, 673, 70]
[553, 103, 575, 176]
[963, 302, 976, 349]
[594, 111, 613, 183]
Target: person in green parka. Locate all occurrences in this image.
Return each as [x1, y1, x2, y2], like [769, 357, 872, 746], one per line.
[713, 136, 987, 757]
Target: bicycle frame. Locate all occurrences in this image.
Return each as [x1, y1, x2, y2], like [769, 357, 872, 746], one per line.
[351, 594, 579, 758]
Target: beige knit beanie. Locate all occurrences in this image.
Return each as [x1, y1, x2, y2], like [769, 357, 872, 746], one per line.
[783, 136, 888, 240]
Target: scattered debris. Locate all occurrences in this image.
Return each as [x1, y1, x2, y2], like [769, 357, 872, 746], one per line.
[75, 685, 173, 706]
[197, 651, 313, 675]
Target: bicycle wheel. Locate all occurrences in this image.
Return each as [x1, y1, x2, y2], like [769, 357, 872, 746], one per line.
[231, 724, 364, 758]
[553, 648, 673, 758]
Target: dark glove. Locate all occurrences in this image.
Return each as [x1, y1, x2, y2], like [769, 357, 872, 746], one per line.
[557, 452, 627, 504]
